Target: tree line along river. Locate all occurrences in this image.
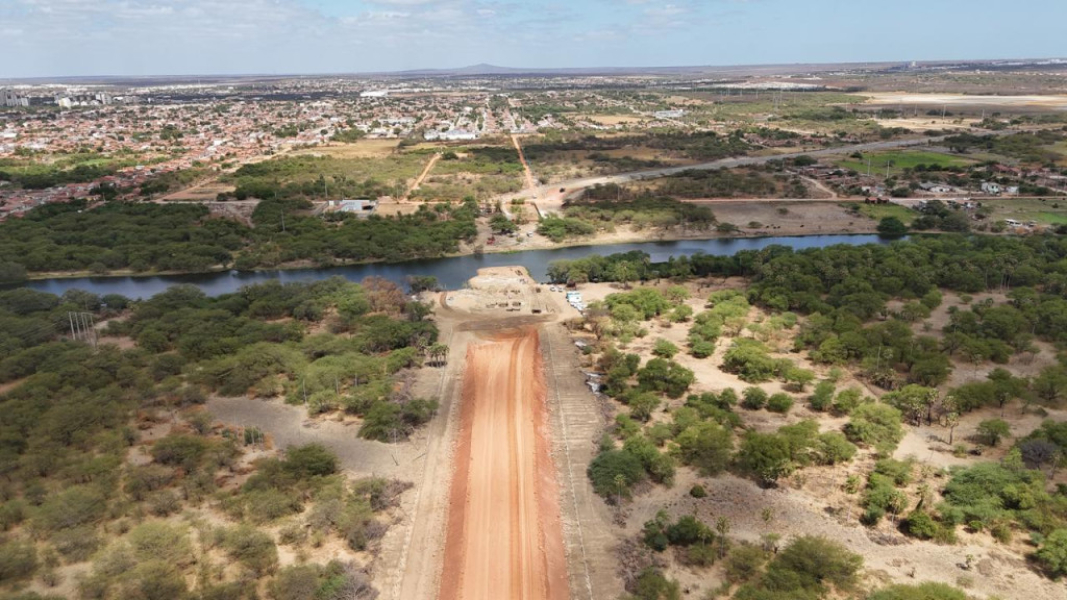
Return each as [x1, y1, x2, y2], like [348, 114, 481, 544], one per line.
[19, 234, 892, 299]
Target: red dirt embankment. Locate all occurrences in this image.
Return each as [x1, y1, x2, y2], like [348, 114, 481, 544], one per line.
[439, 328, 569, 600]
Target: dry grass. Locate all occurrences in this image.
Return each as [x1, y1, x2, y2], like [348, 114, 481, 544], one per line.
[163, 180, 235, 201]
[294, 139, 402, 159]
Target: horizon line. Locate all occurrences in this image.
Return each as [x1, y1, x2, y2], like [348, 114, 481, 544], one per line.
[3, 56, 1066, 84]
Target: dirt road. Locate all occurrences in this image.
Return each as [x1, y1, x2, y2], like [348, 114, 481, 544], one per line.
[499, 131, 1018, 213]
[512, 134, 539, 193]
[439, 328, 569, 600]
[406, 153, 442, 200]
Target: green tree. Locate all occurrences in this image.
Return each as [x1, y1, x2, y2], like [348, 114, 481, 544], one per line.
[652, 339, 680, 359]
[816, 432, 857, 465]
[742, 386, 769, 410]
[1035, 528, 1067, 579]
[675, 421, 733, 476]
[637, 358, 695, 398]
[844, 403, 904, 453]
[282, 444, 338, 478]
[716, 516, 731, 558]
[784, 367, 816, 392]
[809, 380, 836, 412]
[868, 582, 968, 600]
[630, 567, 680, 600]
[737, 432, 794, 486]
[767, 393, 795, 414]
[625, 391, 661, 422]
[977, 418, 1011, 447]
[725, 545, 768, 583]
[222, 525, 278, 575]
[489, 213, 517, 234]
[0, 539, 37, 583]
[884, 385, 938, 426]
[588, 449, 644, 500]
[122, 560, 189, 600]
[877, 216, 909, 237]
[765, 535, 862, 593]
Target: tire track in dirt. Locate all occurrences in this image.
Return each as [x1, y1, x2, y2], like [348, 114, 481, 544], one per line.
[405, 152, 442, 200]
[512, 134, 538, 193]
[439, 328, 569, 600]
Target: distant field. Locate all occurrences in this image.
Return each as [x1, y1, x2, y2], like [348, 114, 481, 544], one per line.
[836, 150, 974, 172]
[843, 201, 917, 224]
[862, 92, 1067, 110]
[163, 180, 235, 201]
[980, 198, 1067, 225]
[1052, 141, 1067, 166]
[293, 139, 401, 158]
[587, 114, 648, 126]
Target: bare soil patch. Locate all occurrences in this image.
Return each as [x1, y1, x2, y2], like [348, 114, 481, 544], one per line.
[161, 180, 236, 202]
[439, 328, 569, 600]
[294, 139, 402, 159]
[698, 200, 876, 236]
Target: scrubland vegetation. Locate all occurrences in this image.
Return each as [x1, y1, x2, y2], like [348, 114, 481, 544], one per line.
[0, 197, 480, 278]
[561, 232, 1067, 599]
[0, 278, 442, 598]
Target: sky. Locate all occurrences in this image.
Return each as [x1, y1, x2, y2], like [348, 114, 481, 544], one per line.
[2, 0, 1066, 78]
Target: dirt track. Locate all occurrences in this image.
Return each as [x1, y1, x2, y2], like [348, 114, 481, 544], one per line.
[406, 152, 442, 200]
[512, 134, 539, 193]
[438, 328, 569, 600]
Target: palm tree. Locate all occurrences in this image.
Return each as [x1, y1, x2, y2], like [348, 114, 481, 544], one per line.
[613, 474, 627, 508]
[716, 516, 731, 558]
[428, 343, 449, 367]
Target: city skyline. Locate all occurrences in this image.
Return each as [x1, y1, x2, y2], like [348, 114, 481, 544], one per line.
[3, 0, 1067, 78]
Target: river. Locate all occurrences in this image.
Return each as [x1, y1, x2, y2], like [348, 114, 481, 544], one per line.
[20, 234, 893, 299]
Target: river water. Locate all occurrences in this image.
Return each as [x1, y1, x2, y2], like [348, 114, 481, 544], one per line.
[20, 234, 892, 299]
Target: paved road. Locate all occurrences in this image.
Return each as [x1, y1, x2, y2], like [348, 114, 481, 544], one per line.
[498, 132, 1014, 214]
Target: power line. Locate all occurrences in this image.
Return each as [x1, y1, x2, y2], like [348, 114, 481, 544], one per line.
[67, 311, 98, 348]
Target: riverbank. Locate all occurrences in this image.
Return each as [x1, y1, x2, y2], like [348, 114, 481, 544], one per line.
[15, 233, 894, 299]
[21, 222, 878, 283]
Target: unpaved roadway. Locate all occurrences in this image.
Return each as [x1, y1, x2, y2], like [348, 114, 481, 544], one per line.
[503, 132, 1018, 214]
[406, 152, 442, 200]
[512, 134, 539, 193]
[438, 328, 569, 600]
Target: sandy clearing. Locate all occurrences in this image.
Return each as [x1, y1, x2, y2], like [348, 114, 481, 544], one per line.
[205, 396, 425, 477]
[439, 328, 569, 600]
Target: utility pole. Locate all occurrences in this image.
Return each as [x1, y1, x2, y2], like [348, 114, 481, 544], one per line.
[68, 311, 97, 348]
[87, 313, 97, 349]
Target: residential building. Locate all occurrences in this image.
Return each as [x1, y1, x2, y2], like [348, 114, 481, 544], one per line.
[327, 199, 378, 217]
[1, 89, 28, 108]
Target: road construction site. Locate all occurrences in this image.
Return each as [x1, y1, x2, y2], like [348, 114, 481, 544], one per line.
[394, 267, 620, 600]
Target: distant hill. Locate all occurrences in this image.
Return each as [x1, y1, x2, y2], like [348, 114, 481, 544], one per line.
[4, 58, 1065, 86]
